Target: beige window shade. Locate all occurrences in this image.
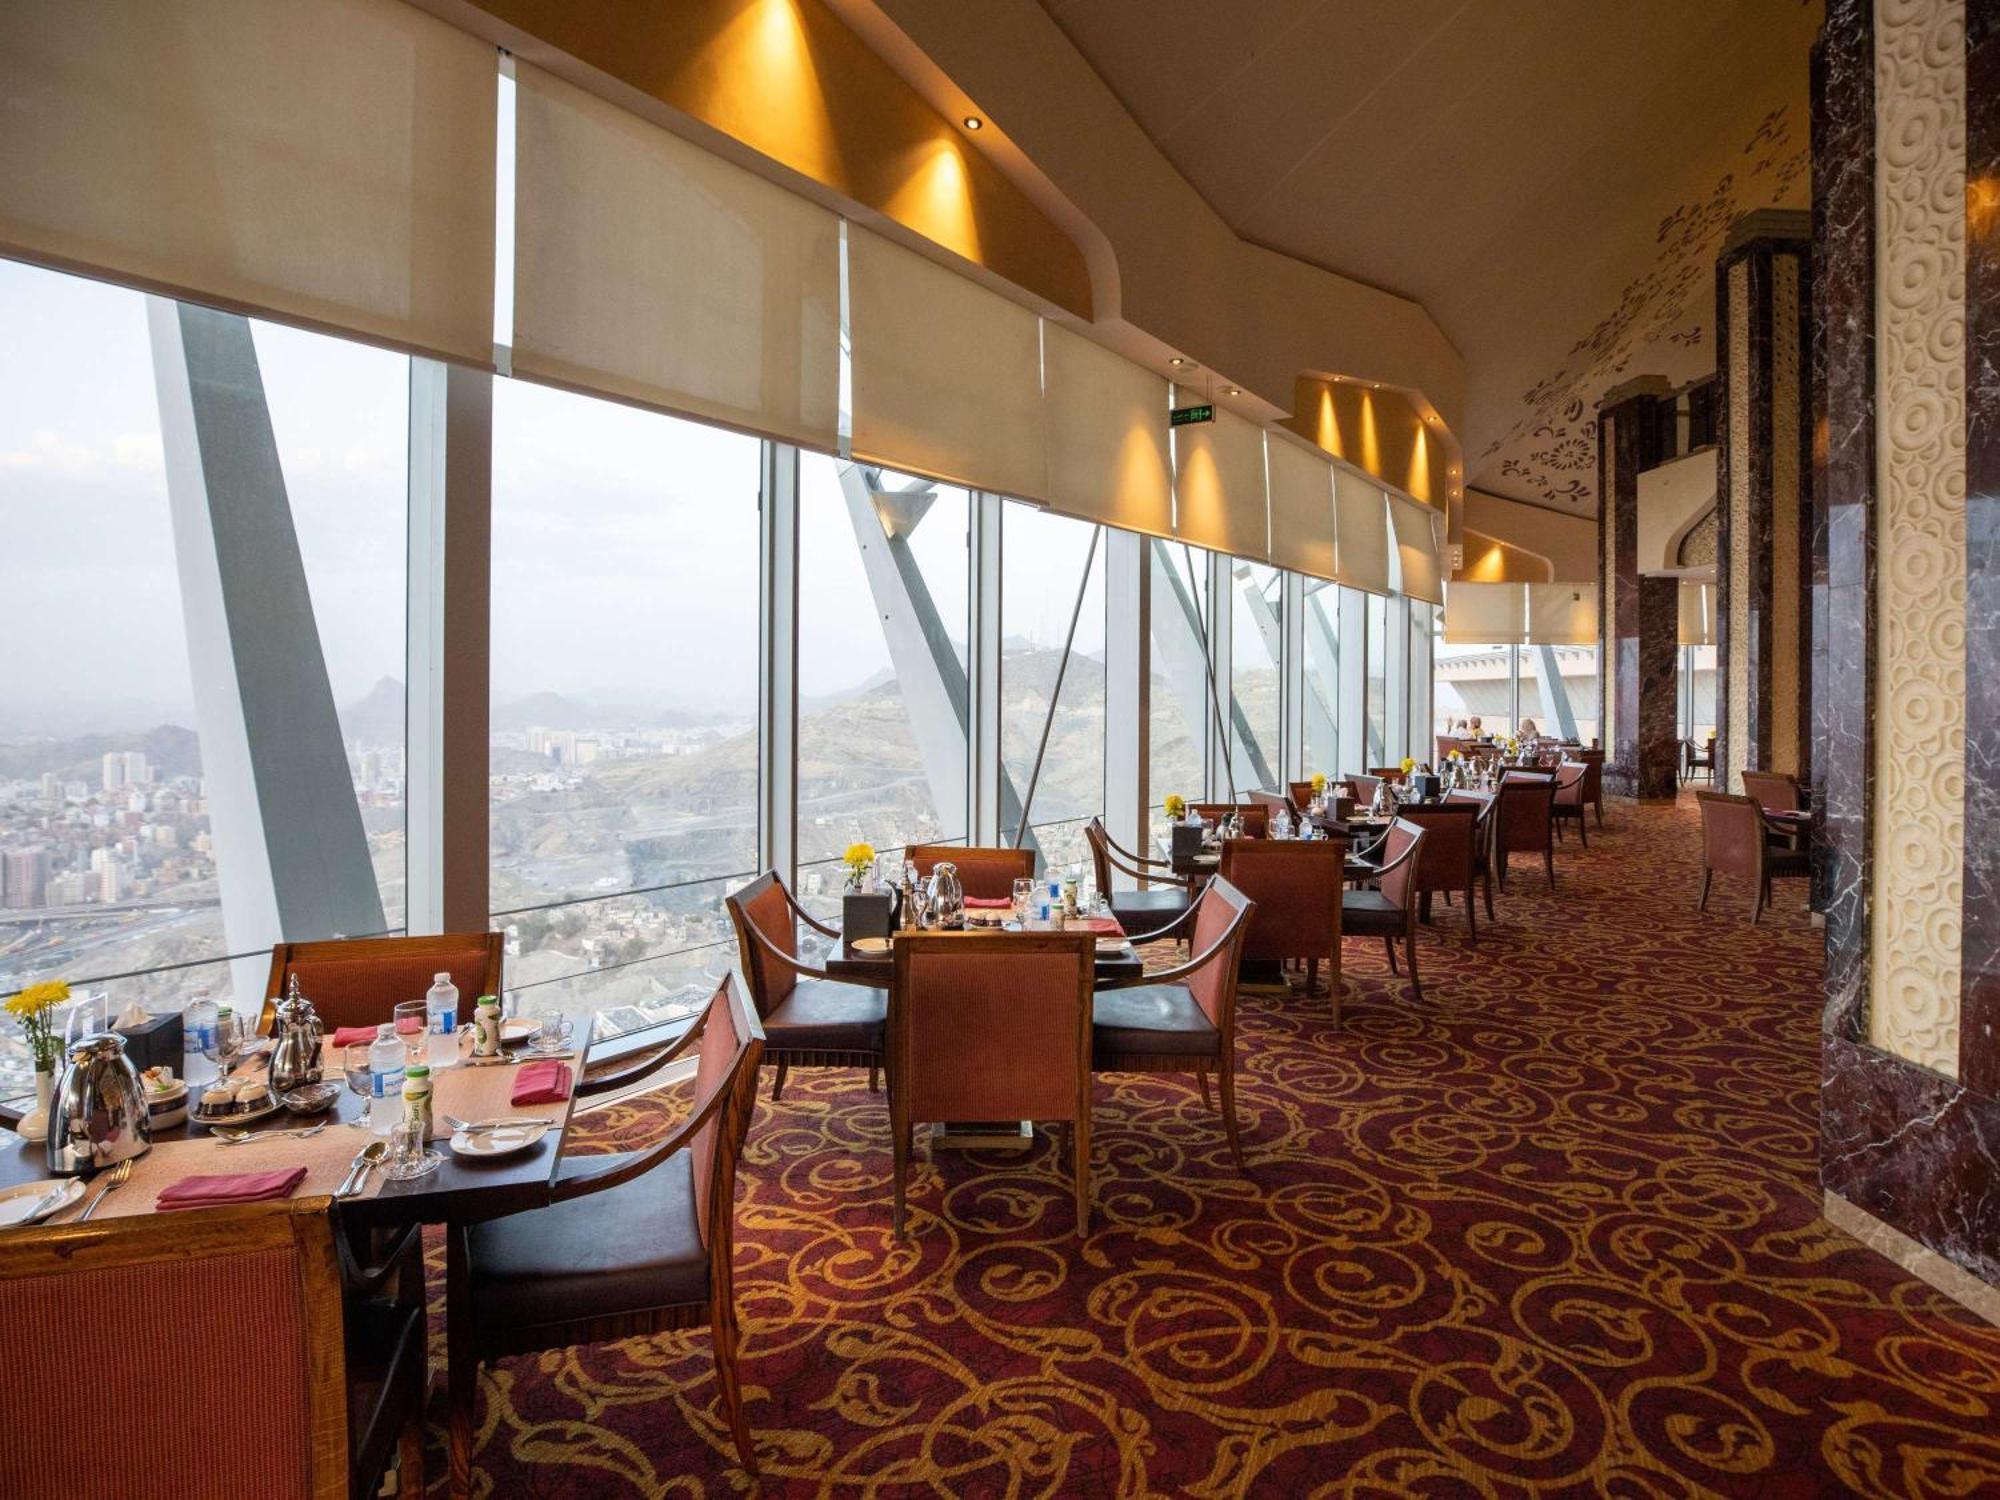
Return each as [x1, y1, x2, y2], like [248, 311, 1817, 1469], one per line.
[0, 0, 496, 366]
[1265, 432, 1338, 580]
[1040, 322, 1173, 538]
[1444, 582, 1526, 644]
[1387, 495, 1445, 603]
[1679, 580, 1716, 646]
[1171, 396, 1268, 559]
[1526, 583, 1599, 645]
[848, 225, 1045, 498]
[1333, 469, 1392, 594]
[512, 64, 840, 450]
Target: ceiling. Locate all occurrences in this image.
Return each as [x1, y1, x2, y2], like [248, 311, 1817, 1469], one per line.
[1035, 0, 1819, 515]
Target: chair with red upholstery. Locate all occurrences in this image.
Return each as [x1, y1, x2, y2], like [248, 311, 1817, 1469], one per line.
[1191, 802, 1270, 836]
[1741, 770, 1806, 813]
[1494, 774, 1558, 891]
[1084, 817, 1196, 941]
[1551, 761, 1591, 847]
[903, 843, 1036, 901]
[1695, 791, 1810, 923]
[1368, 766, 1411, 783]
[1093, 878, 1257, 1164]
[1682, 735, 1718, 784]
[1346, 773, 1383, 807]
[0, 1197, 427, 1500]
[1391, 803, 1480, 945]
[1444, 789, 1498, 922]
[261, 932, 503, 1035]
[1287, 780, 1321, 817]
[454, 977, 766, 1477]
[1340, 818, 1431, 1003]
[727, 870, 885, 1099]
[888, 931, 1096, 1235]
[1218, 836, 1345, 1002]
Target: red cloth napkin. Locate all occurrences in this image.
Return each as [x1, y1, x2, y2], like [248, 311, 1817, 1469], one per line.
[964, 896, 1013, 908]
[1073, 915, 1125, 937]
[331, 1025, 378, 1048]
[157, 1166, 308, 1212]
[511, 1060, 573, 1106]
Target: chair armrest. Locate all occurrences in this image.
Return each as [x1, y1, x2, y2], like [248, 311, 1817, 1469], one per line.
[736, 914, 840, 984]
[1099, 899, 1250, 991]
[780, 883, 843, 939]
[1104, 842, 1193, 887]
[1118, 886, 1209, 946]
[576, 1012, 702, 1097]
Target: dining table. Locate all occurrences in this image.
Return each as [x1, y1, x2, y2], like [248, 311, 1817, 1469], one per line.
[825, 913, 1147, 983]
[1160, 826, 1380, 883]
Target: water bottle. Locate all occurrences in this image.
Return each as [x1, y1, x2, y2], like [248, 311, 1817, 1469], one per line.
[368, 1023, 405, 1138]
[184, 992, 217, 1082]
[424, 971, 460, 1070]
[1273, 807, 1294, 840]
[1046, 877, 1065, 931]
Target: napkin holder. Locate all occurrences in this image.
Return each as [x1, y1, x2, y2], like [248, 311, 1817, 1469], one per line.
[114, 1010, 183, 1076]
[842, 888, 896, 943]
[1170, 824, 1205, 861]
[1408, 773, 1440, 803]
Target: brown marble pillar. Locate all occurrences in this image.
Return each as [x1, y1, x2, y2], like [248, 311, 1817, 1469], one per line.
[1716, 215, 1813, 794]
[1596, 383, 1676, 798]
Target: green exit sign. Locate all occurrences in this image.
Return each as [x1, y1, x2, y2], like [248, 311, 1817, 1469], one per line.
[1170, 403, 1215, 427]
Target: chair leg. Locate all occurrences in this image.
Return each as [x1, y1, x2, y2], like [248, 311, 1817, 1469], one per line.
[1384, 935, 1399, 974]
[1544, 848, 1556, 890]
[1697, 869, 1712, 912]
[1482, 870, 1495, 922]
[892, 1117, 911, 1237]
[1576, 815, 1588, 849]
[397, 1404, 425, 1500]
[445, 1225, 477, 1500]
[1307, 956, 1320, 996]
[1553, 817, 1564, 843]
[1198, 1069, 1213, 1109]
[771, 1058, 789, 1101]
[709, 1301, 759, 1475]
[1405, 930, 1424, 1005]
[1218, 1056, 1244, 1171]
[1465, 882, 1478, 946]
[1497, 850, 1508, 891]
[868, 1060, 880, 1093]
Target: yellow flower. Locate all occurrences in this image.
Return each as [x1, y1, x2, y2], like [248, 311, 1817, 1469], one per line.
[1163, 794, 1186, 819]
[1309, 773, 1327, 793]
[5, 979, 68, 1018]
[1400, 757, 1416, 775]
[1447, 749, 1463, 762]
[842, 842, 876, 869]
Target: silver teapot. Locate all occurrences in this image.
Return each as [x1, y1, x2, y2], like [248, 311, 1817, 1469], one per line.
[929, 861, 965, 930]
[48, 1031, 152, 1177]
[268, 973, 325, 1094]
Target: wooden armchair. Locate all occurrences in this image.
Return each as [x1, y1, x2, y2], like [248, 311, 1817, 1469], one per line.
[1093, 879, 1257, 1165]
[1391, 803, 1481, 945]
[1551, 761, 1591, 846]
[1682, 735, 1717, 784]
[1287, 780, 1321, 817]
[1494, 774, 1558, 890]
[1219, 836, 1346, 1000]
[454, 976, 766, 1479]
[889, 932, 1096, 1235]
[1695, 791, 1809, 923]
[905, 844, 1035, 900]
[261, 931, 503, 1034]
[1084, 817, 1195, 939]
[1340, 818, 1432, 1004]
[1444, 789, 1498, 922]
[726, 870, 884, 1099]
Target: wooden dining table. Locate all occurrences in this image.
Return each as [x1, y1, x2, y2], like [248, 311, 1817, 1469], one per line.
[826, 920, 1147, 982]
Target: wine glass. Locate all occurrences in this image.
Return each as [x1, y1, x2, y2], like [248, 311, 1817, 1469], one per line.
[203, 1010, 242, 1077]
[392, 1000, 428, 1064]
[1011, 877, 1036, 926]
[343, 1043, 375, 1129]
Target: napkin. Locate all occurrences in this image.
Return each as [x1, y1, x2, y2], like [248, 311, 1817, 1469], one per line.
[157, 1166, 309, 1212]
[1072, 915, 1125, 937]
[964, 896, 1013, 908]
[331, 1025, 379, 1048]
[511, 1060, 573, 1106]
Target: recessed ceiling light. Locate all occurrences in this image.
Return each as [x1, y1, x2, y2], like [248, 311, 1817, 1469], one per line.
[963, 115, 983, 131]
[1169, 356, 1187, 367]
[1225, 387, 1241, 397]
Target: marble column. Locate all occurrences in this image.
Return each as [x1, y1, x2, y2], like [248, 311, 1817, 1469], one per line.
[1596, 382, 1677, 798]
[1716, 214, 1813, 794]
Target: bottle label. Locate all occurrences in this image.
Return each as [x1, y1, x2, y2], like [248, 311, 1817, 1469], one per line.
[370, 1069, 403, 1099]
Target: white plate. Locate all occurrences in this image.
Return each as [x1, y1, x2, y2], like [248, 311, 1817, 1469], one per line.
[449, 1119, 550, 1158]
[0, 1177, 84, 1227]
[850, 936, 892, 956]
[191, 1097, 281, 1131]
[499, 1018, 540, 1046]
[1095, 937, 1129, 952]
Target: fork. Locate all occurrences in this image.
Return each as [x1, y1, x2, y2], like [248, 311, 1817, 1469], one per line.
[75, 1160, 133, 1222]
[214, 1123, 328, 1146]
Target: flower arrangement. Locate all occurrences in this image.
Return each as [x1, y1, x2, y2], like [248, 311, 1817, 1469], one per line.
[842, 842, 876, 891]
[1163, 794, 1187, 820]
[1447, 749, 1463, 763]
[7, 979, 69, 1073]
[1399, 757, 1417, 776]
[1309, 773, 1327, 794]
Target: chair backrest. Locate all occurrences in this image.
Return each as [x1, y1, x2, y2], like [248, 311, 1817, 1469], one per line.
[1446, 789, 1498, 865]
[890, 932, 1093, 1125]
[1552, 761, 1588, 806]
[684, 976, 766, 1248]
[1392, 805, 1477, 891]
[1741, 770, 1804, 812]
[905, 844, 1035, 900]
[0, 1199, 348, 1499]
[1287, 781, 1319, 816]
[1436, 735, 1467, 763]
[725, 870, 800, 1011]
[1246, 789, 1291, 824]
[1177, 877, 1256, 1029]
[1191, 802, 1269, 837]
[1368, 766, 1409, 783]
[1495, 778, 1556, 853]
[263, 932, 502, 1033]
[1083, 818, 1115, 896]
[1346, 773, 1382, 805]
[1696, 791, 1767, 883]
[1374, 818, 1430, 910]
[1218, 837, 1344, 962]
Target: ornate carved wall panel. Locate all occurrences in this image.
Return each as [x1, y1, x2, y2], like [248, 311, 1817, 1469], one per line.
[1726, 259, 1755, 790]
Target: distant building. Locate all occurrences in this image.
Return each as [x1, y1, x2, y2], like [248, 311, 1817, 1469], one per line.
[45, 871, 90, 907]
[2, 846, 49, 909]
[123, 750, 150, 785]
[40, 773, 60, 802]
[101, 752, 125, 793]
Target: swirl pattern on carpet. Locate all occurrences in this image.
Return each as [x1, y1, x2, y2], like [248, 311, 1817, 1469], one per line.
[434, 799, 2000, 1498]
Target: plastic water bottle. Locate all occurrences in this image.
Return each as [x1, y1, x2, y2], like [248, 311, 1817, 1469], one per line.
[425, 971, 460, 1070]
[184, 992, 218, 1082]
[368, 1022, 406, 1138]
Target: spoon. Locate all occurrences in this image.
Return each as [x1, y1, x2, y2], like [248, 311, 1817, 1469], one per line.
[335, 1140, 387, 1198]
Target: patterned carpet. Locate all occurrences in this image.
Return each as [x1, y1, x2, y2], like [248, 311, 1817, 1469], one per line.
[433, 798, 2000, 1498]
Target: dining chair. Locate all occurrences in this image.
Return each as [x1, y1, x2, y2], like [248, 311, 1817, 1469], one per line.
[1444, 789, 1499, 922]
[1551, 761, 1591, 846]
[1695, 791, 1809, 923]
[1247, 788, 1293, 826]
[1368, 766, 1410, 783]
[888, 931, 1096, 1236]
[1287, 780, 1320, 817]
[904, 843, 1036, 900]
[260, 931, 503, 1033]
[1191, 801, 1270, 836]
[1574, 747, 1608, 828]
[1391, 803, 1481, 945]
[726, 870, 885, 1099]
[1741, 770, 1806, 813]
[1340, 818, 1432, 1003]
[1093, 878, 1257, 1164]
[1218, 836, 1345, 1001]
[0, 1197, 426, 1500]
[453, 976, 766, 1479]
[1494, 775, 1558, 891]
[1682, 735, 1717, 784]
[1084, 817, 1196, 940]
[1346, 773, 1383, 807]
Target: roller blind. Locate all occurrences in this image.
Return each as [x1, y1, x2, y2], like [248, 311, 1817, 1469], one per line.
[1388, 494, 1444, 603]
[1333, 469, 1392, 594]
[848, 225, 1045, 498]
[1040, 322, 1173, 538]
[1444, 582, 1526, 644]
[0, 0, 496, 366]
[1526, 583, 1599, 645]
[512, 65, 840, 449]
[1265, 432, 1337, 580]
[1679, 580, 1716, 646]
[1171, 396, 1268, 558]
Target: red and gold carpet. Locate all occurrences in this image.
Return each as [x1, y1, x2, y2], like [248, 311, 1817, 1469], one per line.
[435, 798, 2000, 1497]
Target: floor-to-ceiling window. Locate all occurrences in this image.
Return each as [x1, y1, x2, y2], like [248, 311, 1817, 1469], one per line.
[1301, 577, 1341, 780]
[1436, 644, 1518, 740]
[1000, 503, 1104, 876]
[1228, 560, 1282, 791]
[1677, 644, 1717, 747]
[796, 453, 970, 916]
[489, 380, 760, 1040]
[1364, 591, 1390, 767]
[1148, 539, 1209, 847]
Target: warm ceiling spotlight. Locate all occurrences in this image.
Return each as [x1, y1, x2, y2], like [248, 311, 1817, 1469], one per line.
[1224, 387, 1241, 396]
[963, 115, 983, 131]
[1169, 356, 1187, 366]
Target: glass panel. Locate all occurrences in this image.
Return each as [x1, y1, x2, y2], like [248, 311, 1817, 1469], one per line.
[1147, 538, 1208, 852]
[1682, 644, 1716, 745]
[1000, 503, 1104, 877]
[1227, 560, 1282, 791]
[1407, 600, 1435, 762]
[1365, 592, 1389, 766]
[489, 380, 760, 1041]
[1435, 644, 1518, 740]
[796, 454, 969, 919]
[1301, 578, 1341, 781]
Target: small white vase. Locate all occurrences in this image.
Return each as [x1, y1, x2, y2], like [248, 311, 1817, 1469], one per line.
[16, 1068, 53, 1143]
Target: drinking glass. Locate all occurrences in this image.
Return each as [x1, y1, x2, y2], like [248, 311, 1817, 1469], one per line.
[203, 1011, 243, 1079]
[1011, 877, 1036, 926]
[381, 1108, 441, 1182]
[392, 1000, 428, 1063]
[533, 1009, 575, 1056]
[343, 1043, 374, 1129]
